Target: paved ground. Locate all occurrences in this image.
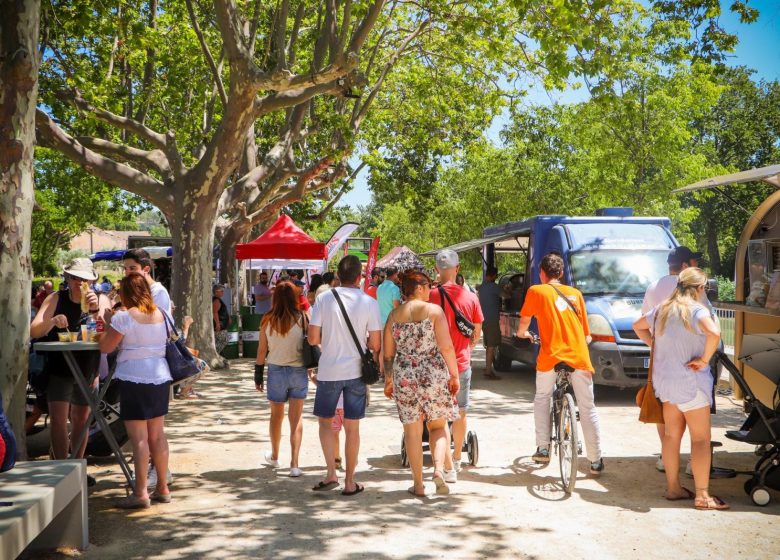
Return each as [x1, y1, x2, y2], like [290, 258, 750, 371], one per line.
[34, 349, 779, 559]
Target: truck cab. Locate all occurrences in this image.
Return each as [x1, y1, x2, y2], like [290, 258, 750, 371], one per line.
[426, 208, 678, 387]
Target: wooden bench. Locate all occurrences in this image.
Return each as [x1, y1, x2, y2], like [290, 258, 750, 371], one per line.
[0, 460, 88, 558]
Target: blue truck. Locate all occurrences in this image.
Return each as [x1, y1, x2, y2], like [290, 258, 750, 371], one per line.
[424, 208, 678, 387]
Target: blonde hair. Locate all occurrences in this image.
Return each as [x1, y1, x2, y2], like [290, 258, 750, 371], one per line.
[656, 267, 707, 336]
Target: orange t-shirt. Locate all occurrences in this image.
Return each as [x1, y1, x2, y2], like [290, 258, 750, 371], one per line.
[520, 283, 593, 373]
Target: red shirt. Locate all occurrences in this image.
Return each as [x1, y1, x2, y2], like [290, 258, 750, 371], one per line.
[365, 284, 378, 299]
[428, 281, 484, 373]
[32, 290, 49, 310]
[299, 294, 311, 312]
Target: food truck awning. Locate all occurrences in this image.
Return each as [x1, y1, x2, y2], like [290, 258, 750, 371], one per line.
[674, 164, 780, 192]
[420, 233, 529, 257]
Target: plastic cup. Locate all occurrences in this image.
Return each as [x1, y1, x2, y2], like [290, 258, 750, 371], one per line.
[69, 331, 79, 342]
[57, 332, 70, 342]
[81, 325, 89, 341]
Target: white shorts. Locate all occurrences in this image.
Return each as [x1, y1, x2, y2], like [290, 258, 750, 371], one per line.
[670, 390, 711, 413]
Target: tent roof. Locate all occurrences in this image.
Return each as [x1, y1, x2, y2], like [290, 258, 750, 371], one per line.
[375, 246, 423, 270]
[674, 164, 780, 192]
[236, 214, 328, 261]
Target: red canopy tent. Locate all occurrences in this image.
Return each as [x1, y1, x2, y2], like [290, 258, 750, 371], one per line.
[236, 214, 328, 266]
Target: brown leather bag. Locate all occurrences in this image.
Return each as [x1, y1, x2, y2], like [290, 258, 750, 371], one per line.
[636, 314, 664, 424]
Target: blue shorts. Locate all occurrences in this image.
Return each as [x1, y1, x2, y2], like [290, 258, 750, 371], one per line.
[457, 368, 472, 410]
[266, 364, 308, 403]
[313, 378, 367, 420]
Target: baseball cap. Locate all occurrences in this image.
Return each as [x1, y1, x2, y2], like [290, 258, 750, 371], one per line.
[293, 279, 306, 287]
[667, 246, 702, 266]
[435, 249, 460, 270]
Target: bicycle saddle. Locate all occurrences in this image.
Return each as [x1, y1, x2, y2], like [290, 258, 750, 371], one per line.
[554, 362, 575, 373]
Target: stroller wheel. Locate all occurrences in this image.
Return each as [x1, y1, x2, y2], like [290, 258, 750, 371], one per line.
[466, 431, 479, 466]
[751, 486, 771, 507]
[400, 435, 409, 468]
[744, 478, 756, 495]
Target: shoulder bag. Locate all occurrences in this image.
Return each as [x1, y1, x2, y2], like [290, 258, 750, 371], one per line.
[162, 311, 203, 382]
[300, 313, 321, 369]
[549, 283, 582, 318]
[438, 286, 475, 338]
[331, 289, 381, 385]
[635, 313, 664, 424]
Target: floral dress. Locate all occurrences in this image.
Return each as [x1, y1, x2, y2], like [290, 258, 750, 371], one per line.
[392, 318, 459, 425]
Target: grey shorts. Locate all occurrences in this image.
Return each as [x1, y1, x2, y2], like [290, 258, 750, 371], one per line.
[482, 320, 501, 347]
[46, 374, 92, 407]
[457, 368, 472, 410]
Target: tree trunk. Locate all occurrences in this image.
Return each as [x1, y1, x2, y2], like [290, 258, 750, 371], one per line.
[218, 221, 251, 308]
[0, 0, 41, 457]
[170, 196, 226, 369]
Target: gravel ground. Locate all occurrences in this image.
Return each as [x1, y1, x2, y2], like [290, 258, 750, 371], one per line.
[30, 348, 780, 559]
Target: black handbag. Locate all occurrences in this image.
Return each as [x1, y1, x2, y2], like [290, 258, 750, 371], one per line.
[162, 312, 202, 382]
[332, 289, 381, 385]
[438, 286, 475, 338]
[301, 314, 321, 368]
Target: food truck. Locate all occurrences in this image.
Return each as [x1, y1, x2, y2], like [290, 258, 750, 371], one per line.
[424, 208, 679, 388]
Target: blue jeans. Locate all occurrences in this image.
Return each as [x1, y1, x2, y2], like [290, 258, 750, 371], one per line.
[457, 368, 472, 410]
[266, 364, 308, 403]
[313, 378, 367, 420]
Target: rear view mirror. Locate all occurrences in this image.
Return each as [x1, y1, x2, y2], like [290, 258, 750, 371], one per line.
[705, 278, 719, 302]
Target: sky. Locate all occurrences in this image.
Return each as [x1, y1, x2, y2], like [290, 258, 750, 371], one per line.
[340, 0, 780, 209]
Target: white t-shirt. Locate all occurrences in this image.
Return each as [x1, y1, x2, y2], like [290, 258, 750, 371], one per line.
[642, 274, 714, 315]
[150, 282, 172, 315]
[310, 287, 381, 381]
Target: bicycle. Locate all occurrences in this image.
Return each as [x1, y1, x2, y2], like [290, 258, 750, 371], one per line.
[550, 361, 581, 493]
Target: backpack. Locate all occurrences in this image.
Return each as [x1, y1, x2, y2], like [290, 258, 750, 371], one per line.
[0, 390, 17, 472]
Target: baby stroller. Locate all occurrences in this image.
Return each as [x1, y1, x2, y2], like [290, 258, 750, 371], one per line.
[400, 423, 478, 468]
[715, 345, 780, 507]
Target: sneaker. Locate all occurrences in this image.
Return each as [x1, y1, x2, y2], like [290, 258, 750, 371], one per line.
[443, 469, 457, 483]
[289, 467, 303, 478]
[532, 447, 550, 463]
[264, 451, 280, 468]
[453, 458, 463, 473]
[656, 457, 665, 472]
[147, 465, 174, 489]
[590, 458, 604, 475]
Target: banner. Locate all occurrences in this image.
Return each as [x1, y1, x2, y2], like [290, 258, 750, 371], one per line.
[364, 236, 381, 293]
[324, 222, 360, 262]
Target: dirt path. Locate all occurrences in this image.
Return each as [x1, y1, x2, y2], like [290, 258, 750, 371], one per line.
[38, 349, 779, 559]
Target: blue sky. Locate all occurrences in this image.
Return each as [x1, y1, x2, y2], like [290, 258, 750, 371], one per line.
[341, 1, 780, 209]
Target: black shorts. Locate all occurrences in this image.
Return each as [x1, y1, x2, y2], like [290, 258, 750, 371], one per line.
[119, 380, 171, 421]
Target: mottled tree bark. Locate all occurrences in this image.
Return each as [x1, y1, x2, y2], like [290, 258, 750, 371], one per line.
[0, 0, 41, 455]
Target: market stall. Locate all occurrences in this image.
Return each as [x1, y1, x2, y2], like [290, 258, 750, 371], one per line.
[676, 164, 780, 406]
[375, 246, 423, 272]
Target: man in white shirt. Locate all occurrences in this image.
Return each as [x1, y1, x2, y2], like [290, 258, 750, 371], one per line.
[121, 248, 172, 314]
[308, 255, 382, 495]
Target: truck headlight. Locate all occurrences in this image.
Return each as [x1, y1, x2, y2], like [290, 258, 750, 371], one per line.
[587, 314, 615, 343]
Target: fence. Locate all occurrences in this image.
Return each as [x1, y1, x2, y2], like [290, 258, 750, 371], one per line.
[715, 307, 735, 357]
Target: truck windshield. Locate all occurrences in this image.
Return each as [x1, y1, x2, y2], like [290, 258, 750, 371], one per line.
[569, 250, 669, 296]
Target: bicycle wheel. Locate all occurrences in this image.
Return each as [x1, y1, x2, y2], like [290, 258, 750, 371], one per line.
[557, 393, 579, 493]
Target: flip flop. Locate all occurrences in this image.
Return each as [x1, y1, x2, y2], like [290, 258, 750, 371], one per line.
[408, 486, 426, 497]
[664, 487, 694, 501]
[116, 495, 151, 509]
[150, 492, 172, 504]
[312, 480, 339, 492]
[694, 495, 730, 510]
[341, 483, 365, 496]
[433, 473, 450, 495]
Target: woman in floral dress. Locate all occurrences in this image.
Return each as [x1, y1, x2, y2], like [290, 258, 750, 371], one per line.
[383, 271, 460, 496]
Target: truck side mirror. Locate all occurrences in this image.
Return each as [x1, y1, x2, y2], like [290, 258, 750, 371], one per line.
[705, 278, 719, 302]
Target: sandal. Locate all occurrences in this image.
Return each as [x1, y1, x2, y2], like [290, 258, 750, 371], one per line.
[407, 486, 427, 497]
[116, 494, 151, 509]
[664, 487, 694, 501]
[150, 492, 172, 503]
[694, 495, 729, 510]
[312, 480, 339, 492]
[433, 471, 450, 495]
[341, 483, 365, 496]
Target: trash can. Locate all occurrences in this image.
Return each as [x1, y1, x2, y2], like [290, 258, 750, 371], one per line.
[242, 313, 262, 358]
[240, 305, 253, 317]
[220, 315, 240, 359]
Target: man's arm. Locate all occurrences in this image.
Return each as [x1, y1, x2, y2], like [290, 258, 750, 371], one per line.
[516, 316, 533, 338]
[308, 324, 322, 345]
[470, 322, 482, 348]
[212, 299, 221, 331]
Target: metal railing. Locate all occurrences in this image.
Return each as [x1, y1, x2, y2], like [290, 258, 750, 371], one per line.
[714, 307, 735, 357]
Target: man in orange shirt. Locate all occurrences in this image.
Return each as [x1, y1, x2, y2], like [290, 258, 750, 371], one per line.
[516, 253, 603, 475]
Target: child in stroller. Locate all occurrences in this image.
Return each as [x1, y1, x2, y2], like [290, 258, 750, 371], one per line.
[400, 422, 478, 469]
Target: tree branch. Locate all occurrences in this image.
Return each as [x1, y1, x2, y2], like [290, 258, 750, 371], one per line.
[348, 0, 386, 54]
[75, 136, 172, 179]
[186, 0, 228, 106]
[36, 110, 174, 214]
[213, 0, 251, 66]
[306, 161, 365, 221]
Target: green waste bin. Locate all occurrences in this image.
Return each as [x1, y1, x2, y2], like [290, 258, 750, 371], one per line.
[240, 305, 253, 317]
[242, 313, 262, 358]
[220, 315, 240, 359]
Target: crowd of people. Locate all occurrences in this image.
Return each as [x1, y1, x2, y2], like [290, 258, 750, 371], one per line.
[28, 242, 727, 510]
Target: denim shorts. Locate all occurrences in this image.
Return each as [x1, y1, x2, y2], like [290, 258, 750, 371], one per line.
[266, 364, 309, 403]
[457, 368, 472, 410]
[313, 378, 367, 420]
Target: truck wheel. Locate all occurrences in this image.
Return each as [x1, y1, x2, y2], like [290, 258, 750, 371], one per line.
[493, 349, 513, 372]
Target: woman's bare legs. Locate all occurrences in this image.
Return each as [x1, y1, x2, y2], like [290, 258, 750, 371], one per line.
[125, 419, 151, 499]
[661, 403, 687, 498]
[404, 418, 425, 495]
[428, 417, 448, 475]
[147, 416, 169, 496]
[287, 399, 304, 468]
[268, 402, 285, 461]
[683, 406, 714, 503]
